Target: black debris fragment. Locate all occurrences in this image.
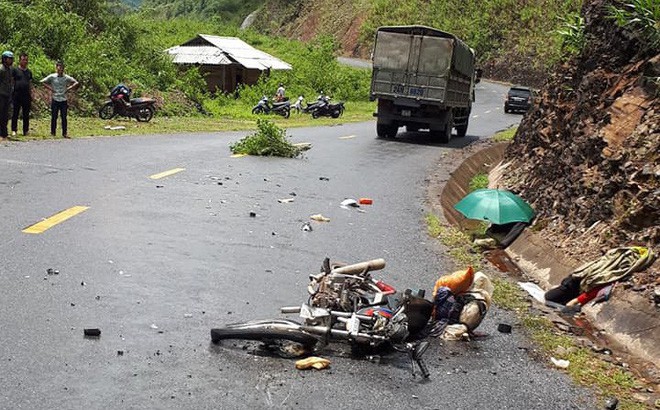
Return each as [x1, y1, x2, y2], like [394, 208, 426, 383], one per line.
[84, 328, 101, 337]
[497, 324, 512, 334]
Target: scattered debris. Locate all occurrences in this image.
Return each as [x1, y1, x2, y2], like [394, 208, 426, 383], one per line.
[310, 214, 330, 222]
[517, 282, 546, 303]
[604, 397, 619, 410]
[184, 314, 193, 318]
[277, 198, 295, 203]
[84, 328, 101, 337]
[358, 198, 373, 205]
[156, 185, 164, 188]
[301, 222, 313, 232]
[103, 125, 126, 131]
[550, 357, 570, 369]
[117, 350, 124, 356]
[340, 199, 359, 209]
[249, 212, 257, 218]
[497, 323, 512, 334]
[289, 192, 297, 196]
[295, 356, 330, 370]
[150, 324, 159, 329]
[46, 268, 59, 275]
[319, 177, 330, 181]
[80, 281, 86, 286]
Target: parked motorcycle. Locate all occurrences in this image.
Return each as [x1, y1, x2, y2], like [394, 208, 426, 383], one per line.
[252, 96, 291, 118]
[311, 95, 345, 119]
[211, 258, 433, 378]
[99, 84, 156, 122]
[292, 95, 325, 114]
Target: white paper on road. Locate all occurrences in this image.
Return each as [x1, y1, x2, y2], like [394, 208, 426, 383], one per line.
[518, 281, 546, 303]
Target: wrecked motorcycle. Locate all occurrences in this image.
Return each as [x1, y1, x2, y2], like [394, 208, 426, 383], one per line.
[211, 258, 433, 378]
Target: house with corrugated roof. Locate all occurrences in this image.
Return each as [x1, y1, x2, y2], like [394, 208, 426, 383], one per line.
[166, 34, 292, 94]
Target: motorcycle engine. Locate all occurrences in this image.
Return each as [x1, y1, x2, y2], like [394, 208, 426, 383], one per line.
[385, 313, 409, 343]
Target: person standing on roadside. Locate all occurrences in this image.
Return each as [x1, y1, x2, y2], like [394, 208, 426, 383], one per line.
[0, 51, 14, 139]
[41, 61, 79, 139]
[11, 52, 32, 137]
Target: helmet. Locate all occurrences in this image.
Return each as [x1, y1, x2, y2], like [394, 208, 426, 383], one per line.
[1, 51, 13, 59]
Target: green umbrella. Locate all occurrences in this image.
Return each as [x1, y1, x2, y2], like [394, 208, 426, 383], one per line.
[454, 189, 535, 224]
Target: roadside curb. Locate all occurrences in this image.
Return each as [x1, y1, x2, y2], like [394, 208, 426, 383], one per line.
[436, 140, 660, 367]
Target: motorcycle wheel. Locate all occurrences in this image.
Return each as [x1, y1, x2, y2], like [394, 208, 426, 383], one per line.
[282, 107, 291, 119]
[252, 106, 264, 115]
[136, 106, 154, 122]
[211, 321, 318, 347]
[311, 110, 320, 119]
[99, 103, 115, 120]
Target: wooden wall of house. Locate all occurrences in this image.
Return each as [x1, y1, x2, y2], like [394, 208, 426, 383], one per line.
[196, 65, 266, 94]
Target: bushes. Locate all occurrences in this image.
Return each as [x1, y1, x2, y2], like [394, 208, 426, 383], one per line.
[229, 119, 305, 157]
[608, 0, 660, 53]
[1, 0, 371, 117]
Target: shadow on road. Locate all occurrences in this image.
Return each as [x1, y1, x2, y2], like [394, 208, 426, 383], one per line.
[376, 130, 480, 149]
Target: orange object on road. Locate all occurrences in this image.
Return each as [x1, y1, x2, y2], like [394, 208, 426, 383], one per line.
[433, 266, 475, 295]
[359, 198, 373, 205]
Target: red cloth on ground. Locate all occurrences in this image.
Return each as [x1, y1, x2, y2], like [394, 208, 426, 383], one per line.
[576, 284, 607, 305]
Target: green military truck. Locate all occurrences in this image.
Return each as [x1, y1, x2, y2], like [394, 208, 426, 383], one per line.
[370, 25, 480, 143]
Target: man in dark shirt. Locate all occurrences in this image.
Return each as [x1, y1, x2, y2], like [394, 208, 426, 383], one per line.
[0, 51, 14, 139]
[12, 52, 32, 137]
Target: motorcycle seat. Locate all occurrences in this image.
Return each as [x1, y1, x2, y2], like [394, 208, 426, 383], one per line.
[130, 97, 154, 104]
[272, 101, 290, 107]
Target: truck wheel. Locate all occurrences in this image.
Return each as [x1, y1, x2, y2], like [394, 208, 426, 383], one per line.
[434, 113, 453, 143]
[456, 123, 468, 138]
[377, 123, 397, 138]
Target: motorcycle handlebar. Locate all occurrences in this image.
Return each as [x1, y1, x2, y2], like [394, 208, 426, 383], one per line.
[331, 259, 385, 275]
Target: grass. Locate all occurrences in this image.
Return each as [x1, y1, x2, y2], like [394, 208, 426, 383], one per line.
[426, 213, 482, 270]
[8, 101, 376, 141]
[469, 172, 489, 191]
[492, 126, 518, 142]
[425, 212, 651, 409]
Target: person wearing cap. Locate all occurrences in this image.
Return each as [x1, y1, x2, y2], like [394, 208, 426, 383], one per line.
[41, 61, 79, 139]
[11, 52, 32, 137]
[0, 51, 14, 139]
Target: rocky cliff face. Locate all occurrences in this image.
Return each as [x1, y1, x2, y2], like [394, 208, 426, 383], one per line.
[251, 0, 370, 57]
[502, 0, 658, 288]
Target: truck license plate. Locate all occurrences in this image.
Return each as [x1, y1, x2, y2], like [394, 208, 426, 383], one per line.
[401, 109, 411, 117]
[408, 87, 424, 97]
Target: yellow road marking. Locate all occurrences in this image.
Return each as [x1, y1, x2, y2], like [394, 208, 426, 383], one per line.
[339, 135, 356, 140]
[149, 168, 185, 180]
[22, 206, 90, 234]
[231, 154, 247, 158]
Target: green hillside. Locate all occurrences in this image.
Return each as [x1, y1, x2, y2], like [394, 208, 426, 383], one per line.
[139, 0, 265, 24]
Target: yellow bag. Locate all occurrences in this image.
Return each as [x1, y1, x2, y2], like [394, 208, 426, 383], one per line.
[433, 266, 475, 295]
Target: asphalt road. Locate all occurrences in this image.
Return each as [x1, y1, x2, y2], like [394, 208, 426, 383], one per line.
[0, 82, 595, 409]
